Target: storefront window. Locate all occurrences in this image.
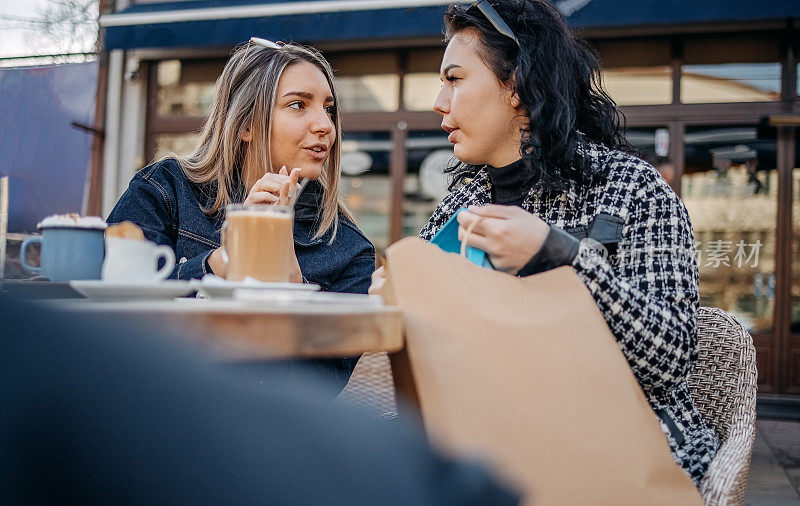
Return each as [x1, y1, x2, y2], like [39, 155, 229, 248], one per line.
[156, 59, 223, 117]
[339, 132, 392, 251]
[681, 63, 781, 103]
[791, 135, 800, 335]
[155, 132, 200, 157]
[682, 126, 778, 334]
[594, 39, 672, 106]
[403, 131, 453, 237]
[602, 67, 672, 106]
[329, 52, 399, 113]
[681, 37, 781, 103]
[404, 73, 440, 111]
[335, 75, 399, 112]
[626, 127, 674, 185]
[403, 48, 445, 111]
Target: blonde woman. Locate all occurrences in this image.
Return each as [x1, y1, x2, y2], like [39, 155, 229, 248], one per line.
[109, 39, 373, 290]
[108, 40, 374, 388]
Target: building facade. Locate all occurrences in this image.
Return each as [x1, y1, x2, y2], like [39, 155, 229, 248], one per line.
[97, 0, 800, 397]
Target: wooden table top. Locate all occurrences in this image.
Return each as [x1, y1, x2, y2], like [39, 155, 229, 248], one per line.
[51, 298, 404, 360]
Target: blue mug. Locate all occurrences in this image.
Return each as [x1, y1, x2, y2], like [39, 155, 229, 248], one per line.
[21, 226, 106, 281]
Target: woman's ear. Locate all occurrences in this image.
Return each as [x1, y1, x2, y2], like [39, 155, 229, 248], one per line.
[241, 127, 253, 143]
[505, 75, 521, 109]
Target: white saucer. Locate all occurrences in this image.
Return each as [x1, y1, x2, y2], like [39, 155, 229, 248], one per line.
[189, 279, 320, 299]
[70, 280, 195, 300]
[234, 289, 383, 306]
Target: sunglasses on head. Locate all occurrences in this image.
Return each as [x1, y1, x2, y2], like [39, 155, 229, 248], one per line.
[467, 0, 520, 46]
[232, 37, 284, 95]
[240, 36, 284, 61]
[249, 37, 282, 49]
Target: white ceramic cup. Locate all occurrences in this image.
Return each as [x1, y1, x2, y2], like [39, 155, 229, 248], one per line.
[102, 237, 175, 282]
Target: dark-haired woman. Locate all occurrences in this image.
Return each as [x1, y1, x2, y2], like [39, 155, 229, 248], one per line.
[372, 0, 718, 487]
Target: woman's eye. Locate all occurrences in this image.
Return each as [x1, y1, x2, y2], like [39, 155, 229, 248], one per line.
[445, 75, 459, 83]
[325, 105, 337, 116]
[289, 101, 304, 110]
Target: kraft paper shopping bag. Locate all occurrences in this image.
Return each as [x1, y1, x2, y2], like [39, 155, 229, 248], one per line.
[385, 237, 703, 505]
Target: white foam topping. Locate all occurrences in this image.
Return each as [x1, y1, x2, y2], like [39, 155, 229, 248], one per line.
[37, 214, 108, 230]
[227, 210, 292, 219]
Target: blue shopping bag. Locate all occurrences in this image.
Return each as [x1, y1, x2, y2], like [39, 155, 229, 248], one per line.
[430, 208, 494, 269]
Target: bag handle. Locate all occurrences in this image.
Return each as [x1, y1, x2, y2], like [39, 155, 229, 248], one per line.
[459, 214, 483, 258]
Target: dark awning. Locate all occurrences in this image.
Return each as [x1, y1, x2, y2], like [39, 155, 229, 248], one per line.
[101, 0, 800, 51]
[563, 0, 800, 29]
[101, 0, 468, 51]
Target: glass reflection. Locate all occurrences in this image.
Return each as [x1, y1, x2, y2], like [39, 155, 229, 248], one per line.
[626, 128, 675, 186]
[334, 75, 399, 113]
[404, 48, 445, 111]
[155, 132, 200, 157]
[403, 131, 454, 237]
[792, 136, 800, 334]
[601, 66, 672, 106]
[403, 73, 441, 111]
[156, 59, 223, 117]
[681, 63, 781, 103]
[339, 132, 392, 251]
[682, 125, 778, 334]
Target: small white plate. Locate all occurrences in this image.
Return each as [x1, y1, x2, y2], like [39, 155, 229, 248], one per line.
[189, 279, 320, 299]
[70, 280, 195, 300]
[234, 289, 383, 306]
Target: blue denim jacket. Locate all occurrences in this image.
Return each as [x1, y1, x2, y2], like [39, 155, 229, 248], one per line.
[107, 158, 375, 293]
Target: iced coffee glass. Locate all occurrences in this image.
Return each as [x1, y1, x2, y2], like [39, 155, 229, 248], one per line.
[222, 204, 294, 282]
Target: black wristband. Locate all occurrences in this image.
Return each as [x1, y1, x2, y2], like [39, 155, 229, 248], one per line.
[517, 225, 580, 277]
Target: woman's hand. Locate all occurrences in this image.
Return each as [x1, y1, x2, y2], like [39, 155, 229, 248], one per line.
[368, 266, 387, 295]
[243, 166, 301, 206]
[457, 204, 551, 274]
[207, 247, 227, 278]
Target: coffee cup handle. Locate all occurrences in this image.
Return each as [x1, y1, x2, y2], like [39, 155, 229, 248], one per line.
[153, 246, 176, 281]
[20, 237, 43, 275]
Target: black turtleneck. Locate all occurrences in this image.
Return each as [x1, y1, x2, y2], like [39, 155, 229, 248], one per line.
[485, 158, 582, 277]
[487, 158, 535, 206]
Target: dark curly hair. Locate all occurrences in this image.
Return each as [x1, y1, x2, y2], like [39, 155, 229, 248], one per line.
[444, 0, 630, 192]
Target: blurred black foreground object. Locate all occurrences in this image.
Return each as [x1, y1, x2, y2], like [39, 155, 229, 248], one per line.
[0, 294, 519, 505]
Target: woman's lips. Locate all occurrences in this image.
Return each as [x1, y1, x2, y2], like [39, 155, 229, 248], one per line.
[304, 147, 327, 161]
[442, 124, 459, 143]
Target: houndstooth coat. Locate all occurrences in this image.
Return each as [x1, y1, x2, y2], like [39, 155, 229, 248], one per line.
[419, 141, 719, 486]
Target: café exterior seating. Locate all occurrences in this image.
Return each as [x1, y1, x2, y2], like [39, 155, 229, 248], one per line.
[689, 307, 758, 506]
[341, 306, 758, 504]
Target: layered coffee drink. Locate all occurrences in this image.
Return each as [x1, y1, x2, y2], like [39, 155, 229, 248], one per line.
[223, 205, 294, 282]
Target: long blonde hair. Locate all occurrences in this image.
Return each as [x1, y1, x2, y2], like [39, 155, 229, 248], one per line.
[166, 41, 351, 240]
